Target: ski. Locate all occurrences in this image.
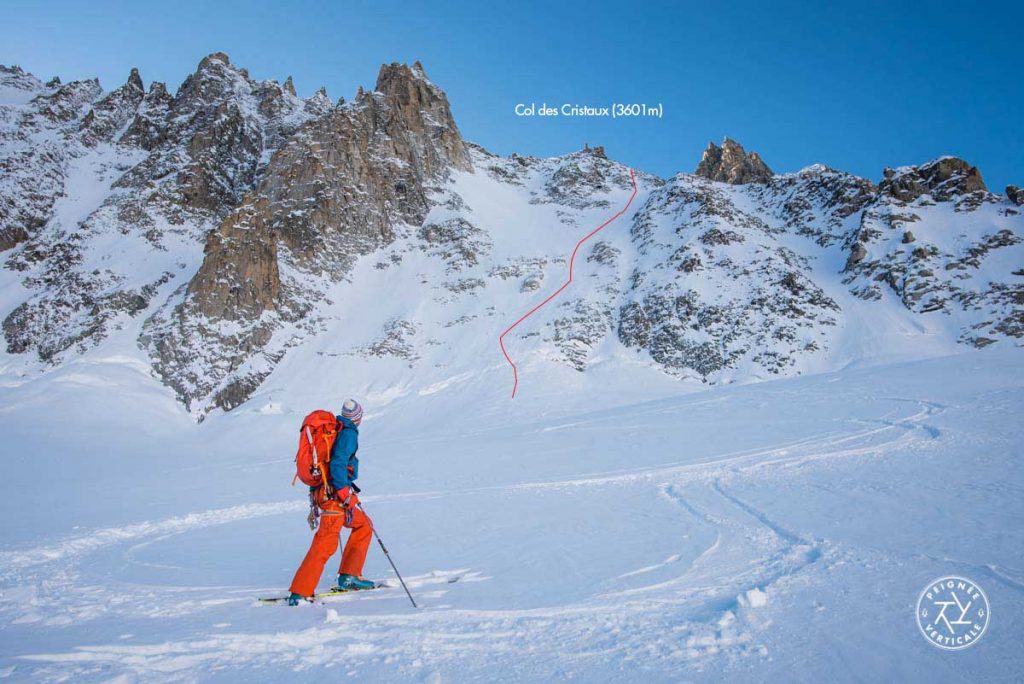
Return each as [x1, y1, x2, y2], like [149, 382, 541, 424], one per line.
[258, 595, 315, 605]
[258, 581, 389, 604]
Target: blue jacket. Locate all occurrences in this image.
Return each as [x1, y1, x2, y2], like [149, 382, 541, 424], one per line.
[328, 415, 359, 491]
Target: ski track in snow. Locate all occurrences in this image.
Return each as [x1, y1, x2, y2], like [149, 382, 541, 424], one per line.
[1, 395, 934, 577]
[0, 391, 969, 681]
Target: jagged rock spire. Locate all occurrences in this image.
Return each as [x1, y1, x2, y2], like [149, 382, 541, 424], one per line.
[374, 61, 471, 172]
[695, 137, 773, 184]
[127, 67, 143, 92]
[283, 75, 296, 96]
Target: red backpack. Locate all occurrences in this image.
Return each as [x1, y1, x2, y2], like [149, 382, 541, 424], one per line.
[292, 410, 343, 494]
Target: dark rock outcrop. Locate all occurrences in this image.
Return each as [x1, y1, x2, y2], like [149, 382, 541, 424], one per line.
[1007, 185, 1024, 206]
[879, 157, 987, 202]
[695, 138, 773, 184]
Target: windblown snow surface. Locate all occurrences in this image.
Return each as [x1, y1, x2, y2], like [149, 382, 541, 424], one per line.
[0, 343, 1022, 681]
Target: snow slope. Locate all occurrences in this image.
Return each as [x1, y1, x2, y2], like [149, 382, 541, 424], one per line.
[0, 347, 1021, 681]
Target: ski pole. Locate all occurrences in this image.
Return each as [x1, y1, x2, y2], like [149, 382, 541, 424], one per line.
[358, 502, 418, 608]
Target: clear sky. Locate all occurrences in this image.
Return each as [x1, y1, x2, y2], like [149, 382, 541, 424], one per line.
[2, 0, 1020, 191]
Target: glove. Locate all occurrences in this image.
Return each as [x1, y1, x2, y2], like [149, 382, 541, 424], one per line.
[337, 486, 355, 508]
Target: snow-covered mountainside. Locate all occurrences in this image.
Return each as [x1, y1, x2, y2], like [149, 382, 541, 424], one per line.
[1, 55, 1022, 419]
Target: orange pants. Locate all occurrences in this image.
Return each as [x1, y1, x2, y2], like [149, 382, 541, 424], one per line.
[289, 493, 373, 597]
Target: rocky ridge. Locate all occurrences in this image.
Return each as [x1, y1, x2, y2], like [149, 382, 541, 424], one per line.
[1, 53, 329, 372]
[1, 55, 1022, 416]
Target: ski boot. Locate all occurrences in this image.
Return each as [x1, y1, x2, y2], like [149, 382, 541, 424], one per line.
[285, 592, 306, 606]
[337, 574, 376, 591]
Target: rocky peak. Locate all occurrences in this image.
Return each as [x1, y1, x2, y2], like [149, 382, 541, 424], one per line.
[113, 50, 328, 212]
[173, 52, 250, 114]
[118, 81, 172, 149]
[542, 151, 637, 208]
[769, 165, 877, 247]
[162, 54, 274, 211]
[376, 61, 434, 92]
[199, 52, 230, 69]
[283, 75, 296, 97]
[80, 68, 147, 145]
[695, 137, 773, 184]
[253, 79, 291, 118]
[304, 87, 332, 116]
[127, 67, 143, 92]
[374, 61, 471, 173]
[879, 157, 987, 203]
[796, 163, 831, 178]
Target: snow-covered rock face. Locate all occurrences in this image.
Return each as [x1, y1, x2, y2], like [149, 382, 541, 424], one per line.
[0, 54, 1022, 418]
[620, 175, 843, 379]
[0, 53, 328, 376]
[0, 68, 81, 251]
[843, 162, 1023, 348]
[0, 65, 47, 102]
[79, 68, 145, 147]
[141, 61, 474, 413]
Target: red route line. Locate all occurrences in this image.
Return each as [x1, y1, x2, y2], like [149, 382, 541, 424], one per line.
[499, 168, 638, 398]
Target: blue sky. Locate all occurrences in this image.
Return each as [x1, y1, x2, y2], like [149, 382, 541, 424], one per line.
[2, 0, 1020, 190]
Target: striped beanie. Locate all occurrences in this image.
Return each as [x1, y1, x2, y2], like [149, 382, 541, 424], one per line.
[341, 399, 363, 425]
